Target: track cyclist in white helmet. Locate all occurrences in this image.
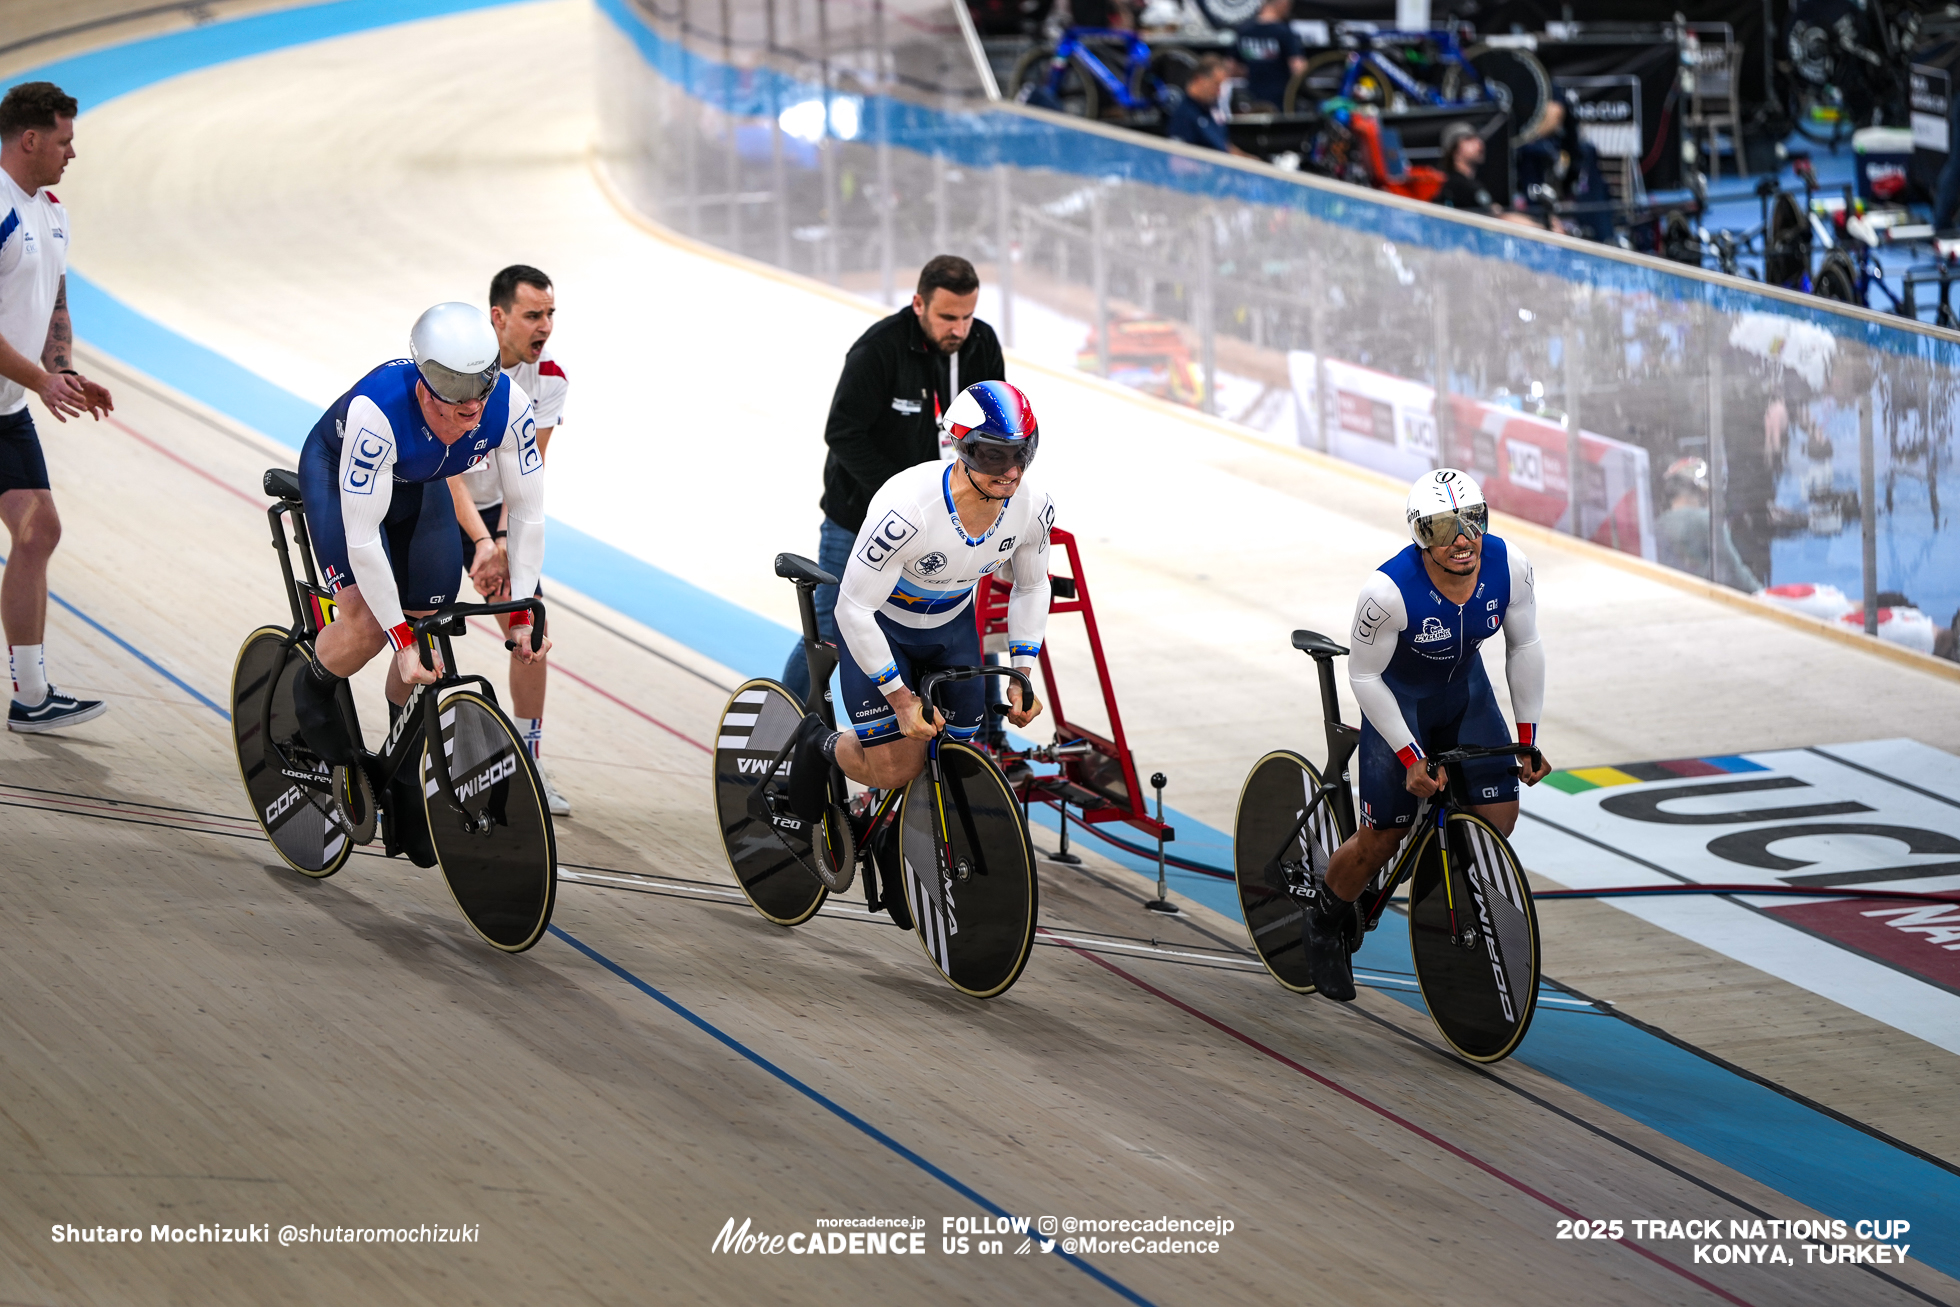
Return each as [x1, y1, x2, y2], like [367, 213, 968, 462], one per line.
[291, 302, 548, 864]
[783, 380, 1053, 820]
[1306, 468, 1550, 1001]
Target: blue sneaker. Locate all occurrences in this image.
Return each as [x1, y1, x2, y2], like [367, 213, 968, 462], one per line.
[9, 688, 108, 734]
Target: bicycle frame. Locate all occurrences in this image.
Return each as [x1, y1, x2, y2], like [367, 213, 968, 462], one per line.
[917, 666, 1036, 887]
[259, 492, 545, 825]
[1046, 27, 1155, 113]
[1259, 631, 1536, 945]
[1337, 28, 1479, 109]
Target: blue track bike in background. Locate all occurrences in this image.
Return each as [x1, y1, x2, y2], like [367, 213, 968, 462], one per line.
[1010, 26, 1200, 120]
[1281, 24, 1549, 139]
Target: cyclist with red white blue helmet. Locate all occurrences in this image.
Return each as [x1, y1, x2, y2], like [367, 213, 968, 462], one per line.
[1303, 468, 1551, 1002]
[784, 380, 1054, 819]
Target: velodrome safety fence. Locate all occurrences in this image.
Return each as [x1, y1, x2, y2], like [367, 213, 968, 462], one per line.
[594, 0, 1960, 649]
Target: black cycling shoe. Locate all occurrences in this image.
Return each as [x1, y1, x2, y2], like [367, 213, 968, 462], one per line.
[292, 658, 358, 766]
[383, 772, 439, 868]
[869, 817, 912, 930]
[783, 713, 835, 823]
[1304, 877, 1358, 1002]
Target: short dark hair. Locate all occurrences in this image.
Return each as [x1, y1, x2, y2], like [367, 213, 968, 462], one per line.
[916, 255, 979, 305]
[489, 264, 553, 311]
[0, 83, 78, 142]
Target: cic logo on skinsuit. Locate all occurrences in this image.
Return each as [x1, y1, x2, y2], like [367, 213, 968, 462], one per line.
[343, 428, 390, 494]
[858, 511, 918, 571]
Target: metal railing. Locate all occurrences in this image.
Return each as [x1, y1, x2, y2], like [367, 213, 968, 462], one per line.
[595, 0, 1960, 659]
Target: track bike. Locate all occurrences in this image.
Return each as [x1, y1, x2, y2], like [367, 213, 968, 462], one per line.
[1232, 629, 1543, 1063]
[232, 468, 557, 953]
[711, 552, 1040, 999]
[1282, 24, 1549, 140]
[1009, 26, 1200, 121]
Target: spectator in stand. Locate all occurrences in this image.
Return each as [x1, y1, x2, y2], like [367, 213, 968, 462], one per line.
[1654, 456, 1760, 592]
[1434, 121, 1501, 215]
[1166, 57, 1255, 158]
[1513, 93, 1612, 241]
[1234, 0, 1306, 112]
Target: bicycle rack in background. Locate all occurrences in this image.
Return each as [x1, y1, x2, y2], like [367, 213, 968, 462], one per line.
[970, 525, 1174, 858]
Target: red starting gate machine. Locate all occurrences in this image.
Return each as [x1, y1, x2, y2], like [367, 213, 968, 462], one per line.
[971, 525, 1174, 861]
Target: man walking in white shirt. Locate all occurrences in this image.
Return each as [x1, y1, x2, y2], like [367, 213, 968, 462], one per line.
[0, 82, 113, 733]
[450, 264, 571, 815]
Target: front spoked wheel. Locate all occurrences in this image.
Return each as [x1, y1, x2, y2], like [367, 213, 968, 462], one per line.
[421, 689, 557, 953]
[1408, 812, 1540, 1063]
[898, 741, 1037, 999]
[1233, 750, 1339, 994]
[231, 626, 353, 879]
[712, 679, 836, 926]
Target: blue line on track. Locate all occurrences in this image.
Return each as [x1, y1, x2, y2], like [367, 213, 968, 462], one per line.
[30, 0, 1960, 1279]
[0, 550, 227, 720]
[547, 924, 1157, 1306]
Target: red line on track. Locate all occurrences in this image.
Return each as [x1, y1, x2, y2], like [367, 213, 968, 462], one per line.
[1051, 934, 1755, 1307]
[463, 619, 712, 754]
[107, 415, 268, 509]
[102, 413, 713, 755]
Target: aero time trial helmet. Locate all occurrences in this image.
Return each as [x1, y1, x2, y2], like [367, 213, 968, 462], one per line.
[1406, 468, 1488, 549]
[942, 380, 1039, 476]
[410, 302, 500, 405]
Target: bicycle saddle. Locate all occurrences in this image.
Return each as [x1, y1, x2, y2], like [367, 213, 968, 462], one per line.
[263, 467, 303, 503]
[774, 552, 839, 586]
[1291, 629, 1349, 658]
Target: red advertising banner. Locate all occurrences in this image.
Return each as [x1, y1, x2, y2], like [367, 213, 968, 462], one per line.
[1445, 395, 1656, 559]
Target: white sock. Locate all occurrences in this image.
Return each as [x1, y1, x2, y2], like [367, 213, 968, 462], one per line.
[521, 716, 543, 762]
[11, 644, 47, 706]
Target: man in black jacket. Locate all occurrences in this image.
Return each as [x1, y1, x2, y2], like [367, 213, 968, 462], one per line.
[780, 255, 1006, 700]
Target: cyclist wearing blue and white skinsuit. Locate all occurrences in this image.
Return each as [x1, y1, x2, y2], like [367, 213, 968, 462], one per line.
[784, 381, 1051, 819]
[1301, 468, 1550, 1003]
[291, 303, 548, 785]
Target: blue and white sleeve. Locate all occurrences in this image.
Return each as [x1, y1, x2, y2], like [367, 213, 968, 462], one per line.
[335, 397, 409, 647]
[1346, 572, 1420, 765]
[834, 485, 911, 698]
[494, 383, 546, 609]
[1503, 546, 1545, 744]
[1004, 493, 1054, 669]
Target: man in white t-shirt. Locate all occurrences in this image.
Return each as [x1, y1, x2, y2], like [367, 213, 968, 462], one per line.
[0, 82, 113, 734]
[449, 264, 570, 815]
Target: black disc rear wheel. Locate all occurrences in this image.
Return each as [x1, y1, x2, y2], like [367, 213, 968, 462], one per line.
[1232, 750, 1339, 994]
[421, 689, 557, 953]
[712, 679, 836, 926]
[231, 626, 354, 879]
[1408, 811, 1540, 1063]
[898, 741, 1037, 998]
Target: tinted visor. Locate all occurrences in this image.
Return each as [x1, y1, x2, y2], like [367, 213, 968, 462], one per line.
[954, 431, 1038, 476]
[1411, 502, 1487, 549]
[417, 358, 499, 406]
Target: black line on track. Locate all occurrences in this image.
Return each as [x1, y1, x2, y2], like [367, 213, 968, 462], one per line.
[0, 1, 216, 58]
[79, 350, 287, 461]
[31, 761, 1960, 1211]
[0, 780, 248, 823]
[1340, 995, 1952, 1301]
[1807, 746, 1960, 812]
[1541, 971, 1960, 1182]
[89, 350, 739, 696]
[1521, 805, 1960, 1001]
[545, 594, 735, 692]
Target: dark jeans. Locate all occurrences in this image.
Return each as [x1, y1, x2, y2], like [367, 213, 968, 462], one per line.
[779, 516, 855, 703]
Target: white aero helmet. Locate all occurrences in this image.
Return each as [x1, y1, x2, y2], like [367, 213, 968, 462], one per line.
[1406, 468, 1488, 549]
[410, 302, 500, 404]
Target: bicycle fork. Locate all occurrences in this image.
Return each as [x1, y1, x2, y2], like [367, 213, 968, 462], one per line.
[1433, 803, 1481, 950]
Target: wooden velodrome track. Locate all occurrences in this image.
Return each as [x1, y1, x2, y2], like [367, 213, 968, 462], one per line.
[3, 2, 1960, 1303]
